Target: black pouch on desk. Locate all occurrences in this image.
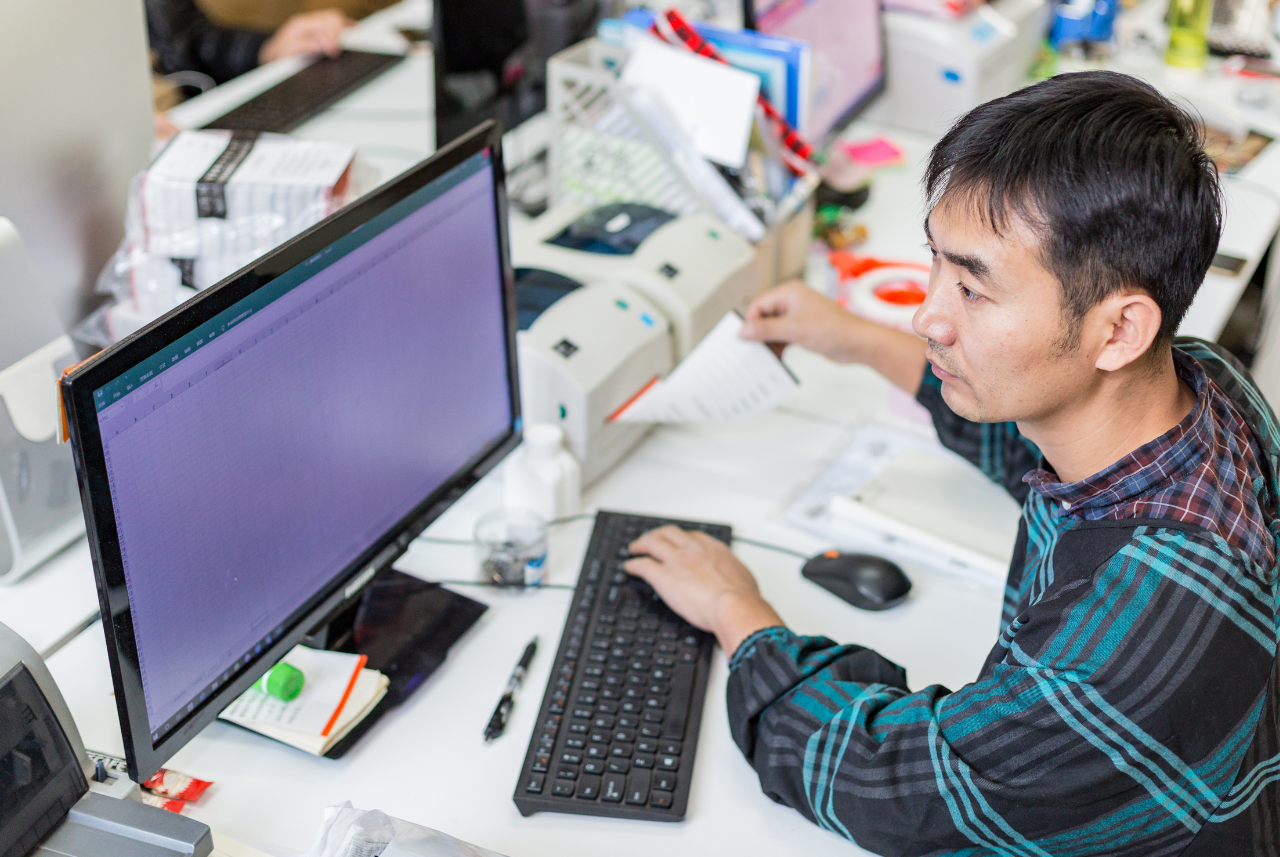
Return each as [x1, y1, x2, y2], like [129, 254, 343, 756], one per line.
[322, 570, 487, 759]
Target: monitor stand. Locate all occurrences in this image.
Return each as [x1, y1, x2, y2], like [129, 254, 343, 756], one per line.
[300, 568, 487, 759]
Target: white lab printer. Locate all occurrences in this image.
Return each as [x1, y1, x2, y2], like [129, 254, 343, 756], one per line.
[511, 203, 757, 360]
[514, 267, 673, 484]
[864, 0, 1050, 137]
[0, 621, 213, 856]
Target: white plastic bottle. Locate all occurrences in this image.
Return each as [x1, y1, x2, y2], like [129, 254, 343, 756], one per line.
[504, 423, 581, 521]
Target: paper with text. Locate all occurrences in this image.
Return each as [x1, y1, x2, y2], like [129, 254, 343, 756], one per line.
[611, 312, 798, 423]
[219, 646, 365, 736]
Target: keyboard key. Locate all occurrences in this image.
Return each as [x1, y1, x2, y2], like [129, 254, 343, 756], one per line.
[660, 741, 682, 756]
[597, 700, 619, 713]
[532, 753, 550, 772]
[640, 723, 662, 738]
[602, 773, 626, 802]
[659, 755, 679, 771]
[552, 781, 576, 797]
[613, 729, 635, 743]
[618, 715, 639, 729]
[565, 737, 585, 749]
[646, 696, 667, 710]
[590, 730, 610, 744]
[625, 770, 652, 805]
[611, 744, 633, 758]
[577, 775, 601, 799]
[577, 694, 597, 706]
[643, 710, 663, 723]
[525, 774, 545, 794]
[634, 754, 655, 769]
[637, 739, 659, 754]
[662, 664, 694, 740]
[655, 772, 677, 791]
[650, 789, 673, 809]
[586, 744, 608, 758]
[557, 768, 578, 779]
[607, 758, 630, 773]
[594, 715, 615, 729]
[561, 752, 582, 765]
[569, 723, 588, 733]
[583, 760, 605, 775]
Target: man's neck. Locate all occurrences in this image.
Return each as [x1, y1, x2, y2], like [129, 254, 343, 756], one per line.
[1018, 350, 1197, 484]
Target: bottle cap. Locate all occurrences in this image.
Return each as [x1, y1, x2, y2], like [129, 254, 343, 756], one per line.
[257, 661, 304, 701]
[524, 423, 564, 460]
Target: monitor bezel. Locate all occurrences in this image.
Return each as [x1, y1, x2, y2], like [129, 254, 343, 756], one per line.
[60, 121, 521, 782]
[743, 0, 888, 145]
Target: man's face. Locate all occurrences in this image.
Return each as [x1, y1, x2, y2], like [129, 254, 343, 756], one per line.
[914, 196, 1099, 424]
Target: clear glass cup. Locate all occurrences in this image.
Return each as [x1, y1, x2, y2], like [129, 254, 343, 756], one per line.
[474, 508, 548, 588]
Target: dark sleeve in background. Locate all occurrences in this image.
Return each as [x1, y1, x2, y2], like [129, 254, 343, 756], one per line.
[146, 0, 270, 86]
[915, 367, 1040, 504]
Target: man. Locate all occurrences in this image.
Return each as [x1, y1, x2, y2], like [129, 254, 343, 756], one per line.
[626, 72, 1280, 855]
[146, 0, 353, 87]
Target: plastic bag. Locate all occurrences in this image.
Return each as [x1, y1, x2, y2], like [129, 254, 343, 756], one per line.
[302, 803, 508, 857]
[76, 130, 354, 347]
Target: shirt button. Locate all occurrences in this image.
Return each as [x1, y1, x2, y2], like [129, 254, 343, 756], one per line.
[1062, 501, 1072, 510]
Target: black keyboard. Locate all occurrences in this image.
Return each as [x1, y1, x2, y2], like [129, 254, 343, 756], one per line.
[203, 50, 404, 134]
[513, 510, 729, 822]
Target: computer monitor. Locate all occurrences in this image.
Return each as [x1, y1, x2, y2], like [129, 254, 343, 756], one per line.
[745, 0, 886, 143]
[60, 122, 521, 782]
[0, 0, 153, 328]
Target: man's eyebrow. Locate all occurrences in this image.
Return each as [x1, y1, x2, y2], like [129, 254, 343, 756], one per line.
[942, 250, 991, 282]
[924, 218, 994, 283]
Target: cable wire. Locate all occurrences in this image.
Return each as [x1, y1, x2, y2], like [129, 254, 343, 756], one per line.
[732, 536, 812, 560]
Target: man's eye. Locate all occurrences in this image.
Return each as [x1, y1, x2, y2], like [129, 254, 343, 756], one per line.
[959, 284, 981, 301]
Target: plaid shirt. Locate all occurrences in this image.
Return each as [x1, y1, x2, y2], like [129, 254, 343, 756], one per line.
[726, 339, 1280, 856]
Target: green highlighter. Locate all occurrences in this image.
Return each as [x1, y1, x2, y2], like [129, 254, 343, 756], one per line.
[255, 661, 304, 701]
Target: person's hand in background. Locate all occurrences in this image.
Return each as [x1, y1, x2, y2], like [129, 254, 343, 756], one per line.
[260, 9, 354, 64]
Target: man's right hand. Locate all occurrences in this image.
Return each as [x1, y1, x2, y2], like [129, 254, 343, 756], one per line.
[741, 280, 929, 396]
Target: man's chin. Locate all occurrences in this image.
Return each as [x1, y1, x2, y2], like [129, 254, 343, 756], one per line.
[938, 382, 991, 423]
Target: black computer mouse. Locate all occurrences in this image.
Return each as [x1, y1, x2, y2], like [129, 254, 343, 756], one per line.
[801, 551, 912, 611]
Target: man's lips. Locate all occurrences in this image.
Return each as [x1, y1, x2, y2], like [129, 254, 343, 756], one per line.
[930, 362, 960, 383]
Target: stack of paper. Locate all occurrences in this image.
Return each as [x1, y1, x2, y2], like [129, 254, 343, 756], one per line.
[219, 646, 388, 757]
[135, 130, 355, 290]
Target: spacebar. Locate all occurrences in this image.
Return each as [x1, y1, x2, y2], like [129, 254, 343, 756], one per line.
[661, 663, 695, 741]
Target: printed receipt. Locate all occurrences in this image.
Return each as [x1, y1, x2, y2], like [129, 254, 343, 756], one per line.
[611, 312, 799, 423]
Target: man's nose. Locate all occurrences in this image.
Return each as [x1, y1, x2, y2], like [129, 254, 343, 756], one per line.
[913, 275, 954, 345]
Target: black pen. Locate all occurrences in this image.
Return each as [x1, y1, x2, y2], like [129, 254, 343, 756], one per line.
[484, 636, 538, 742]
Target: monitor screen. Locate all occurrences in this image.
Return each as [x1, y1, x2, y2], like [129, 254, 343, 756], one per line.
[750, 0, 884, 141]
[62, 124, 519, 779]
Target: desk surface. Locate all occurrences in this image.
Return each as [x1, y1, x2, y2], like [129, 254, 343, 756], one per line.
[12, 19, 1280, 855]
[43, 349, 1005, 857]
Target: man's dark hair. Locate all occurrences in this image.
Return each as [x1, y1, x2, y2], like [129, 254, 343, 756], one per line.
[924, 71, 1222, 348]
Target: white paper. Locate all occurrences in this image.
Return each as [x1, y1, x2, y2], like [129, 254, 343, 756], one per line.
[621, 35, 760, 169]
[219, 646, 365, 736]
[611, 313, 797, 423]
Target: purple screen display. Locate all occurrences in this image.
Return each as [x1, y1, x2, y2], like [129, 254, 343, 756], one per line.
[95, 162, 511, 734]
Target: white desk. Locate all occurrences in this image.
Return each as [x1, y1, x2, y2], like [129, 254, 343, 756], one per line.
[43, 348, 1005, 857]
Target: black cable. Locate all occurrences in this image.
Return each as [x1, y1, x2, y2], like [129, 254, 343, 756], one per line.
[429, 579, 575, 591]
[416, 513, 594, 547]
[732, 536, 812, 560]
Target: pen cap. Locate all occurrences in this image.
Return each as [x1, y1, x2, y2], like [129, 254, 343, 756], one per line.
[256, 661, 304, 701]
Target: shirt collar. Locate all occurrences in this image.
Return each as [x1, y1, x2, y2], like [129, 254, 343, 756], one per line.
[1023, 350, 1210, 513]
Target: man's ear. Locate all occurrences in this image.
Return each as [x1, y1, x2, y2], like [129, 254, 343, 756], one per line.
[1093, 291, 1162, 372]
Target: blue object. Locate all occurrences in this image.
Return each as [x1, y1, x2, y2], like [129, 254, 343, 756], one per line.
[1050, 0, 1117, 48]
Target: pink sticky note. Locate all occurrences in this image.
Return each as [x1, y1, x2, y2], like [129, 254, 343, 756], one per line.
[842, 137, 904, 168]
